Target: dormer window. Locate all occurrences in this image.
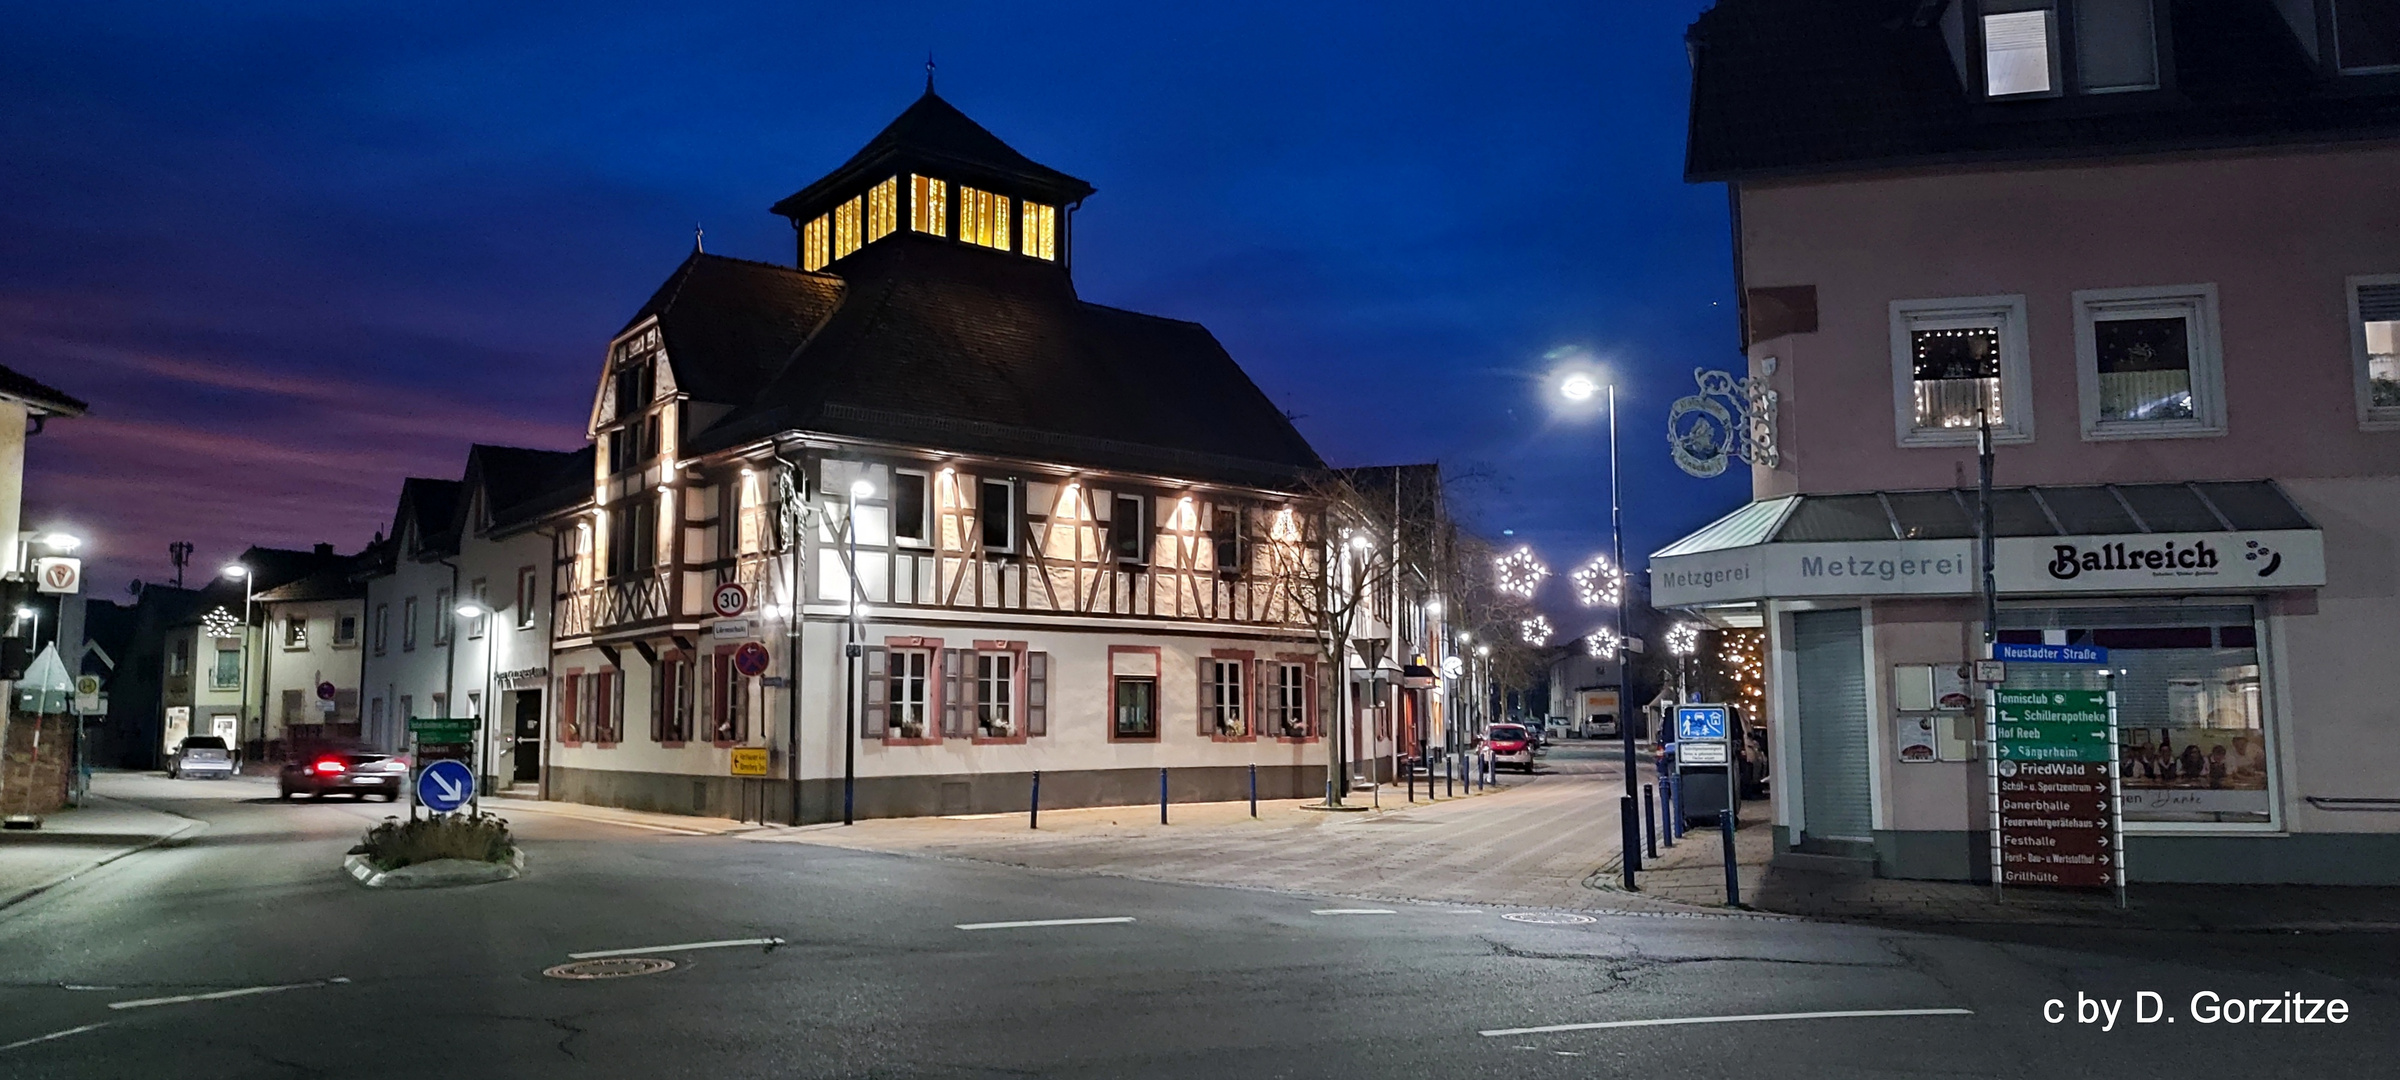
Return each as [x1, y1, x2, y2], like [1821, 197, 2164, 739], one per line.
[2336, 0, 2400, 73]
[960, 186, 1012, 251]
[1021, 202, 1057, 261]
[911, 175, 948, 236]
[803, 216, 830, 271]
[867, 177, 899, 243]
[833, 196, 863, 260]
[2074, 0, 2158, 92]
[1982, 6, 2056, 97]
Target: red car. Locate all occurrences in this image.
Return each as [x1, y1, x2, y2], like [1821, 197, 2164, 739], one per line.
[1487, 723, 1536, 772]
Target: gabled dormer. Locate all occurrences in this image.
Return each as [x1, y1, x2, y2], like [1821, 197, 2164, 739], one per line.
[1931, 0, 2172, 100]
[768, 88, 1096, 273]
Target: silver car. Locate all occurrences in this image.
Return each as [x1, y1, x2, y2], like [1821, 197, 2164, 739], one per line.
[167, 735, 236, 779]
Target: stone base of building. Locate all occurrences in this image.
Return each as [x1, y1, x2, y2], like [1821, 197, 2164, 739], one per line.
[1775, 825, 2400, 886]
[543, 763, 1330, 824]
[0, 713, 76, 817]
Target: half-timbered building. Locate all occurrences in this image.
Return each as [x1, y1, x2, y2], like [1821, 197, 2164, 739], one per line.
[547, 89, 1385, 821]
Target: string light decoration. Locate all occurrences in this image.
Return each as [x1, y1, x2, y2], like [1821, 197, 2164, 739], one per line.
[1571, 554, 1622, 608]
[1584, 628, 1618, 658]
[200, 606, 241, 639]
[1666, 623, 1699, 657]
[1715, 628, 1766, 707]
[1520, 615, 1553, 647]
[1494, 547, 1550, 599]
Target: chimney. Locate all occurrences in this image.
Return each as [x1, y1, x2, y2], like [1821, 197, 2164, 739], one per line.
[314, 543, 334, 556]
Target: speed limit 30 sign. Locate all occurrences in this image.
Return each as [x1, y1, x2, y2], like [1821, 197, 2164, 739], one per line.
[712, 582, 749, 619]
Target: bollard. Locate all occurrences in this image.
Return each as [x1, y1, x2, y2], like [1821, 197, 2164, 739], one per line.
[1620, 795, 1642, 888]
[1160, 767, 1169, 824]
[1720, 810, 1741, 907]
[1643, 783, 1658, 862]
[1030, 770, 1041, 830]
[1660, 775, 1675, 847]
[1446, 753, 1455, 798]
[1406, 755, 1415, 803]
[1249, 763, 1258, 818]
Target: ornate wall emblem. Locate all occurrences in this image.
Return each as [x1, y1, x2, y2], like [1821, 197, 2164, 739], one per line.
[1668, 367, 1779, 478]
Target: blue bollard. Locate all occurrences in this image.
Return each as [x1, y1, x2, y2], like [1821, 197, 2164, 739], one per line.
[1030, 770, 1040, 830]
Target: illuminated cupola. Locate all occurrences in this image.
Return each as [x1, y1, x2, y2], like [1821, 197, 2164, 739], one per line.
[770, 87, 1096, 274]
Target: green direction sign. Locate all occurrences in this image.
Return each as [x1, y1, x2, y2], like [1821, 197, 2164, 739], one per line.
[408, 717, 475, 742]
[1994, 689, 2110, 763]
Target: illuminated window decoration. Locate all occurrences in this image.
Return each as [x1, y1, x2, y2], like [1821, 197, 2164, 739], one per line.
[201, 606, 242, 640]
[1021, 201, 1057, 261]
[1911, 326, 2003, 430]
[1585, 628, 1618, 658]
[1571, 554, 1622, 608]
[833, 196, 863, 259]
[1666, 623, 1699, 657]
[866, 177, 898, 243]
[1520, 616, 1552, 647]
[1494, 547, 1549, 599]
[802, 215, 830, 271]
[911, 175, 948, 236]
[959, 186, 1012, 251]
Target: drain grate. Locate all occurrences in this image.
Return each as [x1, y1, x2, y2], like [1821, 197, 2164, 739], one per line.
[1501, 912, 1597, 925]
[543, 957, 677, 980]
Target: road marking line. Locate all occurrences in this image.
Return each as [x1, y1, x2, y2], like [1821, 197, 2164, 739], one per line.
[1479, 1008, 1975, 1037]
[955, 917, 1135, 931]
[108, 977, 350, 1011]
[0, 1022, 109, 1053]
[568, 937, 785, 959]
[1311, 908, 1398, 916]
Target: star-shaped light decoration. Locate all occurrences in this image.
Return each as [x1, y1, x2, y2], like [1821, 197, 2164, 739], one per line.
[201, 606, 241, 639]
[1495, 547, 1550, 599]
[1666, 623, 1700, 657]
[1520, 615, 1553, 647]
[1572, 554, 1622, 608]
[1585, 628, 1619, 658]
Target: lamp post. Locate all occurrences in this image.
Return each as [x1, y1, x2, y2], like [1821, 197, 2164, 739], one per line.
[455, 601, 495, 811]
[221, 563, 256, 761]
[843, 478, 872, 825]
[1559, 369, 1637, 888]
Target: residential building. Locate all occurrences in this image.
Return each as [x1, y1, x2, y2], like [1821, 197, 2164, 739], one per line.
[159, 545, 354, 762]
[251, 558, 367, 750]
[547, 89, 1390, 821]
[1654, 0, 2400, 884]
[359, 445, 590, 784]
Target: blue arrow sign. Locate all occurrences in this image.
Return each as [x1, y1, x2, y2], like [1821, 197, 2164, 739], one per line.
[417, 759, 475, 813]
[1675, 705, 1729, 742]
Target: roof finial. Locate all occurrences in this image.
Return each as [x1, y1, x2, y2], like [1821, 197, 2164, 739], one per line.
[925, 52, 936, 93]
[694, 222, 704, 253]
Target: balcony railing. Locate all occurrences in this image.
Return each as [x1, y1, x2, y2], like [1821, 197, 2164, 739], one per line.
[555, 572, 670, 639]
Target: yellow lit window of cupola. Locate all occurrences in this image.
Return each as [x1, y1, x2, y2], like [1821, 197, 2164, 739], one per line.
[802, 215, 830, 271]
[866, 178, 898, 243]
[911, 175, 948, 236]
[960, 186, 1011, 251]
[833, 197, 863, 259]
[1021, 202, 1056, 261]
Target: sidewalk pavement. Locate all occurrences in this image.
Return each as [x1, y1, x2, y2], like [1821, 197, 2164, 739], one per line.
[0, 772, 206, 910]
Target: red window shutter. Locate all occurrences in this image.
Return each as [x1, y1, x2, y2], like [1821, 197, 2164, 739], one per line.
[863, 646, 888, 738]
[559, 676, 579, 743]
[1026, 651, 1048, 737]
[595, 669, 616, 742]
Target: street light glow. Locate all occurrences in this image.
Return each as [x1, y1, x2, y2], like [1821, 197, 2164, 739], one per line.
[455, 602, 488, 619]
[850, 479, 875, 499]
[221, 564, 249, 578]
[37, 532, 81, 552]
[13, 606, 32, 619]
[1559, 372, 1597, 402]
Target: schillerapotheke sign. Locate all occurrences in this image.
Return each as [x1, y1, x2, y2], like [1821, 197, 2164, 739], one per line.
[1651, 530, 2323, 607]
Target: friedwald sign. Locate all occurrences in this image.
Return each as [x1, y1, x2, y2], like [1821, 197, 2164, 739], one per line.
[1991, 689, 2121, 891]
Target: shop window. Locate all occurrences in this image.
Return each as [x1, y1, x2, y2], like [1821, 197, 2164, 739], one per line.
[1999, 605, 2270, 826]
[2351, 276, 2400, 429]
[2074, 285, 2225, 439]
[911, 175, 948, 237]
[1890, 296, 2032, 447]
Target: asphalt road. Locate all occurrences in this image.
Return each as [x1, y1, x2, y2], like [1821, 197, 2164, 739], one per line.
[1, 773, 2391, 1079]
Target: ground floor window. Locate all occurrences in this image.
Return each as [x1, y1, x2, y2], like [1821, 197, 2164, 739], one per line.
[977, 652, 1015, 737]
[711, 646, 748, 743]
[1114, 676, 1157, 739]
[654, 653, 694, 743]
[1999, 602, 2268, 824]
[1204, 658, 1245, 736]
[889, 648, 931, 739]
[1273, 662, 1308, 737]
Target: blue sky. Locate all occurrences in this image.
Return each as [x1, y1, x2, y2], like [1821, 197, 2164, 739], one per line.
[2, 1, 1744, 613]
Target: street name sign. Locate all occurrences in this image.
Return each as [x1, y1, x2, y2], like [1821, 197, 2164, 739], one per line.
[730, 747, 769, 776]
[1990, 688, 2122, 892]
[1993, 643, 2108, 665]
[417, 759, 475, 813]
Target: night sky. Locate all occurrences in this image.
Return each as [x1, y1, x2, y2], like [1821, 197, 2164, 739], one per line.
[4, 1, 1743, 624]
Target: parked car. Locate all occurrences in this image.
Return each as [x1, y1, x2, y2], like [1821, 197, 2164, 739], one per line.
[279, 751, 407, 801]
[166, 735, 235, 780]
[1487, 723, 1536, 772]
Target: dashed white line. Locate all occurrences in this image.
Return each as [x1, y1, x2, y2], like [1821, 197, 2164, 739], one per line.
[1311, 908, 1398, 916]
[955, 917, 1136, 931]
[568, 937, 785, 960]
[1479, 1007, 1976, 1037]
[0, 1022, 109, 1053]
[108, 977, 351, 1012]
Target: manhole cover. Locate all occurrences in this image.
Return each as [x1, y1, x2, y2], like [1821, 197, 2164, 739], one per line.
[1502, 912, 1597, 925]
[543, 957, 677, 980]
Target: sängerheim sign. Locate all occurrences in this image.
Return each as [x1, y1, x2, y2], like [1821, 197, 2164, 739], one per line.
[1650, 530, 2325, 608]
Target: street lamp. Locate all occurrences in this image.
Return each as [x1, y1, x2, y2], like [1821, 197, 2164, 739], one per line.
[843, 478, 873, 825]
[13, 605, 35, 657]
[222, 563, 256, 758]
[36, 532, 81, 553]
[456, 601, 494, 809]
[1553, 362, 1638, 889]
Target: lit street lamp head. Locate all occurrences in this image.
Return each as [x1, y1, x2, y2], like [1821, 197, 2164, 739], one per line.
[37, 532, 81, 552]
[13, 606, 32, 619]
[221, 564, 248, 579]
[1559, 372, 1597, 402]
[455, 603, 488, 619]
[849, 479, 875, 500]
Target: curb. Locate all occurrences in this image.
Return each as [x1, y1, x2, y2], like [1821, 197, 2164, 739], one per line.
[0, 798, 209, 913]
[345, 848, 526, 889]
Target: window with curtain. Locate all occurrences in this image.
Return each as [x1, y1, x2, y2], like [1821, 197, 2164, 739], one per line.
[1021, 202, 1056, 260]
[866, 177, 898, 243]
[911, 175, 948, 236]
[959, 186, 1012, 251]
[2356, 279, 2400, 423]
[888, 648, 931, 739]
[802, 215, 831, 271]
[834, 196, 862, 259]
[977, 652, 1015, 736]
[1205, 658, 1245, 737]
[1274, 662, 1309, 737]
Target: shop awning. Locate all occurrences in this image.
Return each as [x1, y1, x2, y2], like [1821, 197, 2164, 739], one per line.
[1649, 481, 2323, 609]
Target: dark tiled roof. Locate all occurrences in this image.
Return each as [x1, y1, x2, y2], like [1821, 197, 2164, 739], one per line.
[0, 363, 86, 416]
[770, 89, 1095, 221]
[254, 563, 367, 603]
[619, 253, 843, 406]
[1685, 0, 2400, 182]
[394, 477, 463, 559]
[677, 237, 1325, 487]
[465, 443, 595, 535]
[184, 546, 353, 618]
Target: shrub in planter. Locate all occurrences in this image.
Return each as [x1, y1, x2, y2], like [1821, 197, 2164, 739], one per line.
[350, 812, 514, 872]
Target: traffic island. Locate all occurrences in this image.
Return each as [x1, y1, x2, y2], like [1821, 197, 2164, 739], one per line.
[344, 811, 523, 890]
